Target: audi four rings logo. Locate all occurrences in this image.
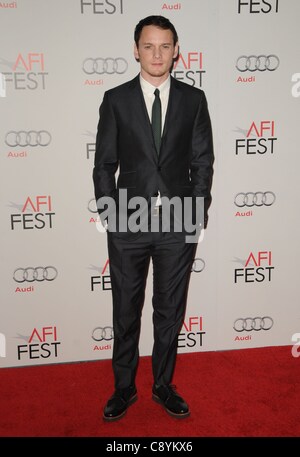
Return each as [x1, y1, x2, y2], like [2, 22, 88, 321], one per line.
[83, 58, 128, 75]
[233, 317, 274, 332]
[234, 192, 276, 207]
[92, 327, 114, 341]
[191, 258, 205, 273]
[236, 55, 280, 72]
[88, 198, 97, 213]
[13, 267, 58, 283]
[5, 131, 52, 147]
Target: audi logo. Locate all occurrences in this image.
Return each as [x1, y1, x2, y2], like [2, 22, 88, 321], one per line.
[236, 55, 280, 72]
[92, 327, 114, 341]
[88, 198, 98, 213]
[5, 131, 52, 147]
[191, 258, 205, 273]
[13, 267, 58, 283]
[234, 192, 276, 207]
[83, 57, 128, 75]
[233, 317, 274, 332]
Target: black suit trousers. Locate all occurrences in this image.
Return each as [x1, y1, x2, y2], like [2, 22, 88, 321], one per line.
[107, 221, 197, 390]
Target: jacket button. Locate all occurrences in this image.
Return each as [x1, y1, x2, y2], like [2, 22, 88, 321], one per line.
[157, 166, 161, 171]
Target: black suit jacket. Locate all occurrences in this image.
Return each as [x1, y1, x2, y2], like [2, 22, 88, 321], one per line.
[93, 74, 214, 234]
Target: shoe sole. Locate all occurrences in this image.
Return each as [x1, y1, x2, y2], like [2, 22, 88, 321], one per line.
[152, 394, 190, 419]
[103, 393, 137, 422]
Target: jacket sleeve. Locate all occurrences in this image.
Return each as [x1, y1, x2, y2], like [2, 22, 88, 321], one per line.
[190, 91, 214, 227]
[92, 92, 119, 217]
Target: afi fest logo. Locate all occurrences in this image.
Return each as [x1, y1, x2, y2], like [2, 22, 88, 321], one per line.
[237, 0, 279, 14]
[0, 72, 6, 97]
[10, 195, 55, 230]
[84, 131, 96, 159]
[178, 316, 205, 349]
[235, 120, 277, 156]
[234, 251, 274, 283]
[0, 53, 47, 91]
[80, 0, 124, 14]
[90, 259, 112, 292]
[173, 52, 205, 88]
[17, 326, 61, 361]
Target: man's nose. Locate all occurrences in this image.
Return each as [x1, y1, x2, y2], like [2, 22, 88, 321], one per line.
[153, 48, 162, 58]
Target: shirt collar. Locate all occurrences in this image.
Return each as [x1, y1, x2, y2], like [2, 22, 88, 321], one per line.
[139, 74, 171, 96]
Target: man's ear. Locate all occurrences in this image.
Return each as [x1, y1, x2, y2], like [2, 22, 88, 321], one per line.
[134, 43, 140, 62]
[173, 42, 179, 60]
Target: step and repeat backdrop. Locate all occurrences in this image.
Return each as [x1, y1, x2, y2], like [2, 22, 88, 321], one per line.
[1, 0, 299, 367]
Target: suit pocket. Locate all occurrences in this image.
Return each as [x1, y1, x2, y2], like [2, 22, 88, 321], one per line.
[117, 171, 136, 189]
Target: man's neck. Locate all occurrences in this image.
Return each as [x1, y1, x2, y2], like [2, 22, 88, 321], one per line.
[140, 71, 170, 88]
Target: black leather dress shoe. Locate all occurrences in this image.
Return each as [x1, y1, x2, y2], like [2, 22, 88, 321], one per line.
[152, 384, 190, 418]
[103, 386, 137, 421]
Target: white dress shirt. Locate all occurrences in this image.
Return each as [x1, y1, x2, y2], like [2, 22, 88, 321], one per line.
[139, 74, 170, 134]
[140, 75, 170, 207]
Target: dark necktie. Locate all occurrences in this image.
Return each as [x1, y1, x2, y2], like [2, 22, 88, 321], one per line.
[151, 88, 162, 154]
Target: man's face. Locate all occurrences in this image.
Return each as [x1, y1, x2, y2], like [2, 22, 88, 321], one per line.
[134, 25, 179, 83]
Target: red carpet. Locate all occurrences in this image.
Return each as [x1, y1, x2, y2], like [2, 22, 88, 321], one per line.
[0, 346, 299, 438]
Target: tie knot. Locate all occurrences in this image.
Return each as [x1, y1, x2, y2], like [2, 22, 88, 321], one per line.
[154, 88, 160, 97]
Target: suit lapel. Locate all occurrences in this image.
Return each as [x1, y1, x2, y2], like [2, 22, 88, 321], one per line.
[128, 76, 155, 154]
[161, 76, 183, 145]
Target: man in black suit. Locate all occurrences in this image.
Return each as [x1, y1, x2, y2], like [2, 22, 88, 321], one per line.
[93, 15, 214, 421]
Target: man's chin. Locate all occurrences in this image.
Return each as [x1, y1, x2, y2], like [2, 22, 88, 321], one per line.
[149, 69, 168, 78]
